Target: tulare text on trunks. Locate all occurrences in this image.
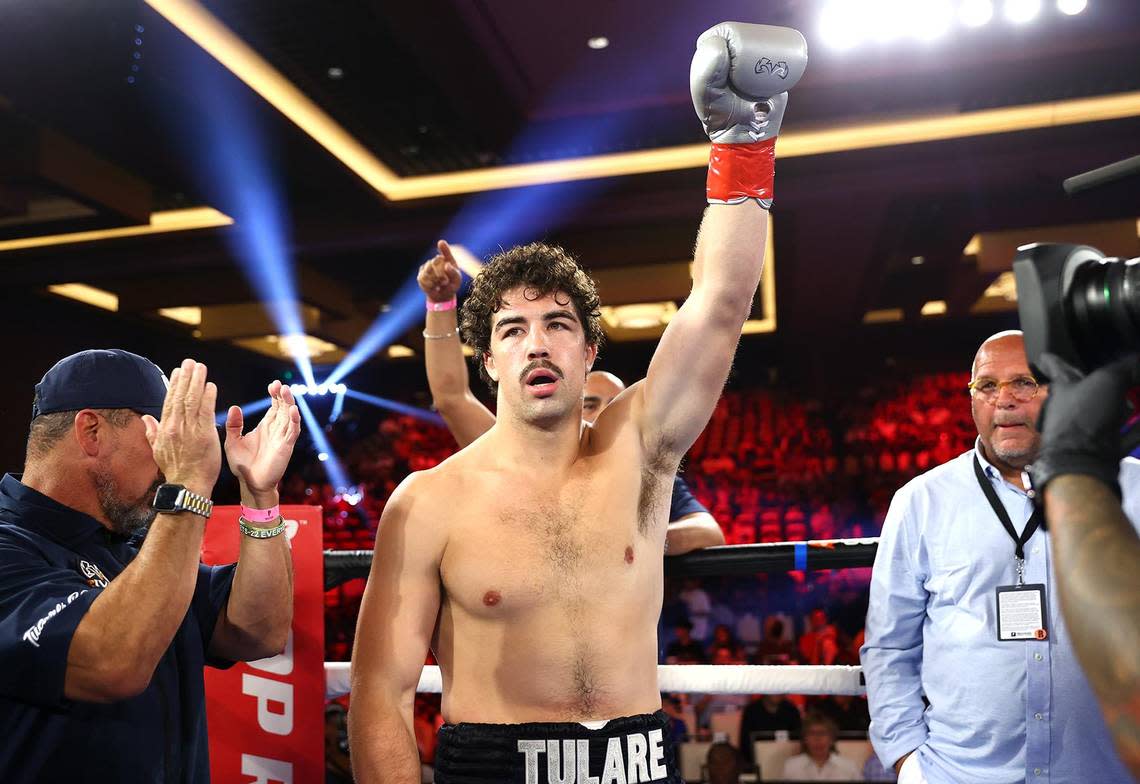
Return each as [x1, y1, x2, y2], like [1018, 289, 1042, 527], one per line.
[518, 729, 669, 784]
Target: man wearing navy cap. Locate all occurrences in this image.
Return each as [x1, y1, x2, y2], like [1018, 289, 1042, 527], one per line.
[0, 349, 301, 782]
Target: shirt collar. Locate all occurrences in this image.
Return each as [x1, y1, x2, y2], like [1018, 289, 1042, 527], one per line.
[0, 473, 114, 547]
[973, 436, 1000, 479]
[973, 437, 1030, 496]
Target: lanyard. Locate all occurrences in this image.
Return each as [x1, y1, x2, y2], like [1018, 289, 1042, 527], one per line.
[973, 455, 1042, 585]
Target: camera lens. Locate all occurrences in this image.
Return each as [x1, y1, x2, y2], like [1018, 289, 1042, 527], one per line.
[1067, 256, 1140, 366]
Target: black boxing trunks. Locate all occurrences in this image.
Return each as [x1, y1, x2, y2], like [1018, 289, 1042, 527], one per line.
[433, 710, 683, 784]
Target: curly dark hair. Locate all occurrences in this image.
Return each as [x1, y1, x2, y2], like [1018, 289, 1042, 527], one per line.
[460, 242, 603, 391]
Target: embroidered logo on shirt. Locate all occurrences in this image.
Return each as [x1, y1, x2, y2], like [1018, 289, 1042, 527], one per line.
[77, 559, 110, 588]
[23, 590, 88, 647]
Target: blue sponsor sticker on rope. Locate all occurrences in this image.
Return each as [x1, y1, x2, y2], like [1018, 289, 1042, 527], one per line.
[794, 542, 807, 572]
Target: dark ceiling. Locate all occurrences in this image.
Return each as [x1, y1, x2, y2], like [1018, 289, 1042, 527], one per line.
[0, 0, 1139, 399]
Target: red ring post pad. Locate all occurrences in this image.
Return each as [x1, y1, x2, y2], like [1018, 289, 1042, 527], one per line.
[706, 138, 776, 205]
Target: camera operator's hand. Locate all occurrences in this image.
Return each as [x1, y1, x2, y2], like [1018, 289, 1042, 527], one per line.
[1029, 352, 1140, 498]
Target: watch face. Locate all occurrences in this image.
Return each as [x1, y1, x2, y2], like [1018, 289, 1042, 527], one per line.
[153, 484, 183, 511]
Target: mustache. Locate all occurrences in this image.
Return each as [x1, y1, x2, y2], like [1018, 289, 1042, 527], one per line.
[519, 359, 564, 384]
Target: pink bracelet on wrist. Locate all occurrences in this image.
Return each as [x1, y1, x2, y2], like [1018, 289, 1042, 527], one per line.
[426, 296, 457, 312]
[240, 504, 280, 524]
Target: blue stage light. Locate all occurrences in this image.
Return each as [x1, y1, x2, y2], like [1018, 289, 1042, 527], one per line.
[295, 395, 351, 490]
[214, 396, 273, 427]
[325, 274, 424, 385]
[329, 386, 346, 423]
[171, 55, 316, 387]
[343, 388, 445, 427]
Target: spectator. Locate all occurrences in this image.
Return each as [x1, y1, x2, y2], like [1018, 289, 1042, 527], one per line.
[781, 712, 861, 781]
[665, 620, 707, 664]
[754, 616, 796, 664]
[799, 608, 839, 665]
[734, 606, 763, 657]
[739, 694, 802, 765]
[706, 741, 743, 784]
[812, 694, 870, 733]
[680, 577, 713, 640]
[709, 623, 743, 661]
[661, 694, 690, 744]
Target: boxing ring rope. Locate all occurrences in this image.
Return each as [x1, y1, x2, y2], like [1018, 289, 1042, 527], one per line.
[323, 538, 880, 590]
[325, 663, 866, 699]
[323, 538, 878, 699]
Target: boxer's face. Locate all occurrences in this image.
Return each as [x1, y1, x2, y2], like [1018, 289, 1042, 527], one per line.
[971, 335, 1047, 471]
[483, 286, 596, 426]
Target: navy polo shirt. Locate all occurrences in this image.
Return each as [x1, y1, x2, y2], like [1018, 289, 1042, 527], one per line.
[0, 474, 237, 783]
[668, 475, 708, 523]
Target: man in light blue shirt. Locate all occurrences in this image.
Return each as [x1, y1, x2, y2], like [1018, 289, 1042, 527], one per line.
[861, 331, 1140, 784]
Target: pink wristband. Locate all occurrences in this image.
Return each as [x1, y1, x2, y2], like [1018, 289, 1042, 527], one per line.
[426, 296, 457, 312]
[240, 504, 280, 524]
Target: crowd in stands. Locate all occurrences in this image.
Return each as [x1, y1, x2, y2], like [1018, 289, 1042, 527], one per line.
[307, 371, 977, 781]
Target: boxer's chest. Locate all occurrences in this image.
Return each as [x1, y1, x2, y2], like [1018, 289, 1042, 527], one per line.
[441, 457, 661, 615]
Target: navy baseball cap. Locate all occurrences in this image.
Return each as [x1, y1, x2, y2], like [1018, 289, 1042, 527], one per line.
[32, 349, 169, 419]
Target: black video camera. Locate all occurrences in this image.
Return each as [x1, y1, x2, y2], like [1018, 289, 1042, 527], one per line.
[1012, 243, 1140, 380]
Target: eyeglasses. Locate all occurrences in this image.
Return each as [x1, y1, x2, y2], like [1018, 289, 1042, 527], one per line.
[967, 376, 1041, 404]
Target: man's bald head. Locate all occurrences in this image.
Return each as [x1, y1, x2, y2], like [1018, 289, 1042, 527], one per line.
[972, 330, 1026, 379]
[582, 370, 626, 424]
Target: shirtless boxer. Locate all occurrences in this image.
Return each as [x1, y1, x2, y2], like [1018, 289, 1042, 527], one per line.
[349, 22, 807, 784]
[417, 252, 724, 554]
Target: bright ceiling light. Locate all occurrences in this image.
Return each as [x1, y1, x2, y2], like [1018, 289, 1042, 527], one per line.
[971, 271, 1019, 313]
[983, 271, 1018, 301]
[272, 333, 339, 359]
[47, 283, 119, 312]
[959, 0, 995, 26]
[157, 306, 203, 325]
[599, 302, 678, 330]
[862, 308, 905, 324]
[921, 300, 948, 316]
[386, 345, 415, 359]
[1004, 0, 1042, 24]
[818, 1, 866, 51]
[871, 0, 914, 43]
[149, 0, 1140, 201]
[911, 0, 955, 40]
[587, 36, 609, 50]
[1056, 0, 1087, 14]
[0, 207, 232, 253]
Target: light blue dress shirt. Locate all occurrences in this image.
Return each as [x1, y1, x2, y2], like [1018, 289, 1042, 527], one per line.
[861, 442, 1140, 784]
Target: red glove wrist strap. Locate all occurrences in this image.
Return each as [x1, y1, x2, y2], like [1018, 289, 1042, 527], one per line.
[706, 139, 776, 205]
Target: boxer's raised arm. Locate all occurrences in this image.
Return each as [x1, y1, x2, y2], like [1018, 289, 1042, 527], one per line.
[349, 475, 445, 784]
[638, 23, 806, 460]
[640, 205, 767, 459]
[418, 241, 497, 447]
